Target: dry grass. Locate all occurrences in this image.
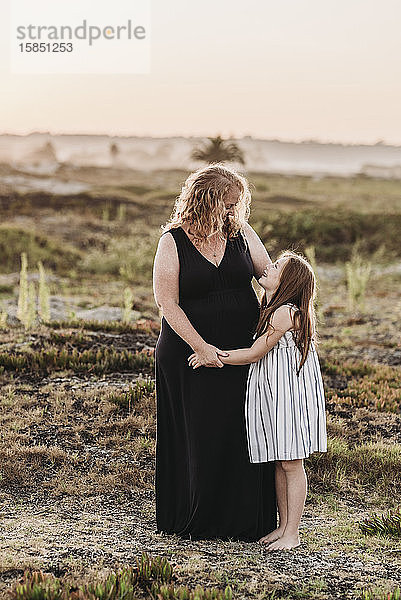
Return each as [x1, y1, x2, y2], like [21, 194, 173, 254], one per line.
[0, 380, 156, 496]
[308, 438, 401, 501]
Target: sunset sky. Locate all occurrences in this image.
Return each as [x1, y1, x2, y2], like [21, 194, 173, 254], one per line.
[1, 0, 401, 144]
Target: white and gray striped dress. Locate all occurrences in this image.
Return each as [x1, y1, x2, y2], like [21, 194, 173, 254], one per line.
[245, 322, 327, 463]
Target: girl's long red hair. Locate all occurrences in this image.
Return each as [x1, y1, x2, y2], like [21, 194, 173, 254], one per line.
[255, 250, 317, 375]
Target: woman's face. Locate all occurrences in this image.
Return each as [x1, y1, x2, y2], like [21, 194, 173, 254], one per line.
[224, 188, 240, 218]
[258, 257, 288, 292]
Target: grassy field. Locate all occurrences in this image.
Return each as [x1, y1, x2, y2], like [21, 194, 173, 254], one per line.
[0, 165, 400, 599]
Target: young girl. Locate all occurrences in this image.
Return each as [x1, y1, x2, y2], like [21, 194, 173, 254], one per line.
[188, 250, 327, 551]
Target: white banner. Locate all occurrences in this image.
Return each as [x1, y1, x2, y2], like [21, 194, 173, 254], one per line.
[10, 0, 151, 74]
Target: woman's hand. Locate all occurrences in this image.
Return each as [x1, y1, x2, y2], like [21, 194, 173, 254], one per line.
[188, 344, 229, 369]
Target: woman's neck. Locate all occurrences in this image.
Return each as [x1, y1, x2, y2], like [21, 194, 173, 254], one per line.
[184, 223, 226, 243]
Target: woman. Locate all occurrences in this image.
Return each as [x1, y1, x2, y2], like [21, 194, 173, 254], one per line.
[153, 164, 276, 541]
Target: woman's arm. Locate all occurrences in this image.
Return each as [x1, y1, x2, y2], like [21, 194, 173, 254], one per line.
[188, 306, 294, 368]
[242, 222, 272, 279]
[153, 232, 228, 368]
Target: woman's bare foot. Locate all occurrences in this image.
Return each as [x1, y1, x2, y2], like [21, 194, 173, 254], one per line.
[266, 534, 300, 552]
[258, 527, 285, 545]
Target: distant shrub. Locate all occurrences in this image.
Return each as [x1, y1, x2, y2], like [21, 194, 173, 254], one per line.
[0, 191, 139, 216]
[102, 203, 110, 221]
[117, 202, 127, 221]
[0, 283, 14, 295]
[80, 224, 159, 284]
[304, 245, 324, 324]
[252, 210, 401, 262]
[117, 184, 154, 196]
[0, 225, 81, 273]
[345, 244, 372, 311]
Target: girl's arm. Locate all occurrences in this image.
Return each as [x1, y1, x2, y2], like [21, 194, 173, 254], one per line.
[188, 306, 295, 368]
[221, 327, 285, 365]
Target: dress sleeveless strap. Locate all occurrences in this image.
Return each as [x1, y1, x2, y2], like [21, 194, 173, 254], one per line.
[238, 228, 248, 253]
[280, 303, 299, 335]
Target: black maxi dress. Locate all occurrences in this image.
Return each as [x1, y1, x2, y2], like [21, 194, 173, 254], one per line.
[155, 226, 277, 541]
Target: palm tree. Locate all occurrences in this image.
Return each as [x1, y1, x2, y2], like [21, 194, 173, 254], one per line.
[191, 136, 245, 165]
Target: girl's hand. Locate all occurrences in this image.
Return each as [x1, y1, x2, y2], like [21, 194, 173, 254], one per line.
[188, 344, 229, 369]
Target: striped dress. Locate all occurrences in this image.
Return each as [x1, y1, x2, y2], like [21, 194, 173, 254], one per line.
[245, 317, 327, 463]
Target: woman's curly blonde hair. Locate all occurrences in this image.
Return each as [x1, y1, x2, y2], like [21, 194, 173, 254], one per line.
[161, 163, 251, 242]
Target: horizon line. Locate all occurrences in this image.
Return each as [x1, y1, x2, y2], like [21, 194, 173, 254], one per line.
[0, 130, 400, 148]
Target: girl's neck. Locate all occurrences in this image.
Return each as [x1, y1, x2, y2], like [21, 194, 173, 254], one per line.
[263, 294, 298, 309]
[263, 290, 276, 302]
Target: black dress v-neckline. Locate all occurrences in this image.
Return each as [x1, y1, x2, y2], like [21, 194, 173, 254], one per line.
[178, 226, 228, 269]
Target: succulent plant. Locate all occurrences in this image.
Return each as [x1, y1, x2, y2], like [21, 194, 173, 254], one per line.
[11, 570, 63, 600]
[359, 587, 401, 600]
[8, 555, 234, 600]
[108, 378, 155, 411]
[0, 347, 154, 376]
[359, 509, 401, 538]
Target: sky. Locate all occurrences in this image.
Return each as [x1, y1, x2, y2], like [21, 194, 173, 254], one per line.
[1, 0, 401, 144]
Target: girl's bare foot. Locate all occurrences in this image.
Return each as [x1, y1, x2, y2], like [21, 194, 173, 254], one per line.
[258, 527, 285, 545]
[266, 534, 300, 552]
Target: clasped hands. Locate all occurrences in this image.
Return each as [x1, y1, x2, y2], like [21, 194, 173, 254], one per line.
[188, 343, 229, 369]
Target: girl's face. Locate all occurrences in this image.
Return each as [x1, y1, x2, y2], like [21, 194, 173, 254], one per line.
[258, 257, 288, 292]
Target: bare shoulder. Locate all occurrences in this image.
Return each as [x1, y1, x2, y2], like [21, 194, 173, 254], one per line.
[157, 230, 177, 253]
[241, 222, 267, 253]
[154, 231, 179, 269]
[271, 305, 294, 332]
[242, 221, 261, 243]
[240, 222, 271, 278]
